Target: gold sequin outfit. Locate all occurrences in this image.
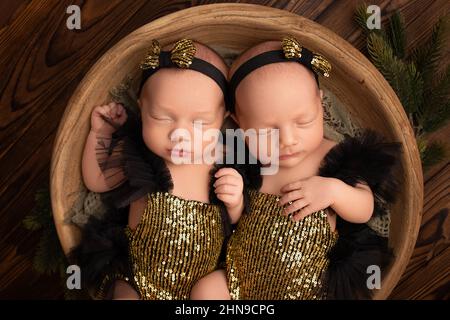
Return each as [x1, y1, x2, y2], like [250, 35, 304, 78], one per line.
[226, 190, 338, 299]
[127, 192, 224, 299]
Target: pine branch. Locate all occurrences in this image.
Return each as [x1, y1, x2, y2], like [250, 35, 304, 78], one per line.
[429, 63, 450, 104]
[423, 101, 450, 133]
[354, 3, 371, 34]
[32, 216, 67, 276]
[411, 16, 449, 94]
[367, 32, 398, 82]
[23, 186, 70, 291]
[367, 32, 424, 124]
[423, 64, 450, 132]
[355, 7, 448, 170]
[22, 213, 44, 231]
[23, 188, 53, 231]
[422, 140, 447, 169]
[405, 63, 425, 134]
[386, 11, 406, 59]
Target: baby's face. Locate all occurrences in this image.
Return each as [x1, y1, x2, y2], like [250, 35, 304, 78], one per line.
[139, 68, 226, 165]
[233, 63, 324, 169]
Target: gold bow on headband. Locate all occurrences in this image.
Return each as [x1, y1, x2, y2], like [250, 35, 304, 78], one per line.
[281, 36, 331, 78]
[139, 38, 197, 70]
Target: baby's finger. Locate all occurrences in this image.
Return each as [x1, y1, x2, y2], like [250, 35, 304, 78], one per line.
[215, 184, 236, 195]
[214, 168, 239, 178]
[107, 103, 116, 113]
[92, 105, 104, 116]
[216, 193, 235, 204]
[113, 103, 125, 116]
[283, 199, 309, 216]
[280, 181, 303, 193]
[291, 207, 314, 222]
[214, 175, 240, 188]
[278, 190, 303, 206]
[105, 102, 117, 115]
[98, 107, 113, 120]
[116, 105, 123, 116]
[108, 103, 120, 117]
[103, 103, 115, 118]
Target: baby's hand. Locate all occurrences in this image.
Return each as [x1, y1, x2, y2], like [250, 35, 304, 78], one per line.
[279, 176, 336, 222]
[214, 168, 244, 223]
[91, 102, 127, 135]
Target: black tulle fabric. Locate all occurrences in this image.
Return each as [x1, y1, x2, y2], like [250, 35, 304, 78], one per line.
[68, 205, 130, 299]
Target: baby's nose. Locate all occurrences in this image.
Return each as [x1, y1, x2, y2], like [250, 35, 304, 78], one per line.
[279, 126, 298, 147]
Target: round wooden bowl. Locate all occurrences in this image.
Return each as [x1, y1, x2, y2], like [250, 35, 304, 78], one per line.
[50, 3, 423, 299]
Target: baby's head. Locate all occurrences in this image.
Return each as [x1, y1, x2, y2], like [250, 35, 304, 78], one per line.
[138, 40, 228, 165]
[229, 39, 328, 169]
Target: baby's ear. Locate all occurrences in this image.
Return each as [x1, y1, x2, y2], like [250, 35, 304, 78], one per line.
[319, 89, 324, 100]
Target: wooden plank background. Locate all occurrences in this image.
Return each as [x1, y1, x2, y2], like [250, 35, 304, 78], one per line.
[0, 0, 448, 299]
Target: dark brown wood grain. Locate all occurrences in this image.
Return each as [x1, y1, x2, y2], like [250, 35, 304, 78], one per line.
[0, 0, 448, 299]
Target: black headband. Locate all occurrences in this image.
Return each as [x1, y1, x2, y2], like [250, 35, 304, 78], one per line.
[227, 36, 331, 113]
[139, 39, 227, 98]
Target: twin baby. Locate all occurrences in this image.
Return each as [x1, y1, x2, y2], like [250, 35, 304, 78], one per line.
[78, 36, 399, 300]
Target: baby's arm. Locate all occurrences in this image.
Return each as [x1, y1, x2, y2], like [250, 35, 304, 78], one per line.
[327, 179, 374, 223]
[213, 168, 244, 224]
[82, 102, 127, 193]
[279, 176, 374, 224]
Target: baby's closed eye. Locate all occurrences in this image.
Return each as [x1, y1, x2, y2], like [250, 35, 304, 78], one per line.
[148, 113, 173, 122]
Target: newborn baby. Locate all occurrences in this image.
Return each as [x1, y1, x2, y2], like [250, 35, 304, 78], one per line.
[75, 39, 245, 299]
[191, 36, 400, 300]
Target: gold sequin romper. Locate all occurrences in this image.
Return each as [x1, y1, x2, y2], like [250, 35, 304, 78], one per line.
[226, 190, 338, 299]
[127, 192, 224, 299]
